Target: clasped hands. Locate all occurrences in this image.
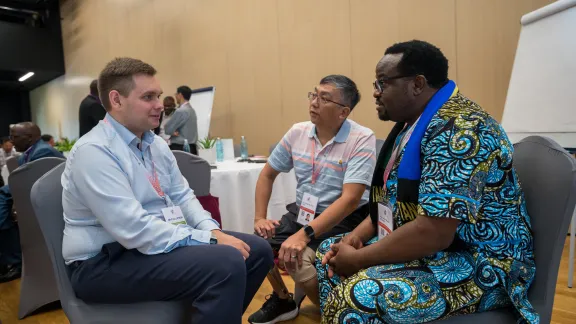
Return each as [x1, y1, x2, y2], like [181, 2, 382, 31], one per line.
[321, 234, 364, 279]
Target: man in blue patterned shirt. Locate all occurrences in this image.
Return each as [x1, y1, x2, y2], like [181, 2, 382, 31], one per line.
[316, 40, 537, 323]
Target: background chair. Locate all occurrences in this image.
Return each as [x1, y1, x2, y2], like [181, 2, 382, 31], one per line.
[6, 156, 18, 173]
[31, 164, 192, 324]
[173, 150, 221, 226]
[173, 151, 211, 196]
[9, 157, 65, 318]
[436, 136, 576, 323]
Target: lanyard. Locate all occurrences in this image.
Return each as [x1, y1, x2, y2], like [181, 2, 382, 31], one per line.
[310, 138, 334, 184]
[103, 118, 167, 205]
[382, 117, 421, 194]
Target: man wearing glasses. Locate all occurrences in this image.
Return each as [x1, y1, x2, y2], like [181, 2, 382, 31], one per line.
[316, 40, 537, 323]
[249, 75, 376, 324]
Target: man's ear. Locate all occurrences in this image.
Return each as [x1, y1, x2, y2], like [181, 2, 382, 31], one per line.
[340, 107, 351, 120]
[413, 75, 427, 96]
[109, 90, 122, 109]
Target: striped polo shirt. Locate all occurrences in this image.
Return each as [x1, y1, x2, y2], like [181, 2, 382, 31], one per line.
[269, 119, 376, 213]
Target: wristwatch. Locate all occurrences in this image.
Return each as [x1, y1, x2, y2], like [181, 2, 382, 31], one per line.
[210, 232, 218, 245]
[303, 225, 315, 240]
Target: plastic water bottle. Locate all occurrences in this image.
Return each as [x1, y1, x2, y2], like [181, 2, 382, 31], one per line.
[216, 137, 224, 162]
[183, 138, 191, 153]
[240, 136, 248, 159]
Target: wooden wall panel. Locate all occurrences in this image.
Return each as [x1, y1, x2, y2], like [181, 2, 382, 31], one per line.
[349, 0, 400, 139]
[226, 0, 284, 153]
[276, 0, 352, 131]
[349, 0, 457, 140]
[456, 0, 553, 119]
[30, 0, 553, 154]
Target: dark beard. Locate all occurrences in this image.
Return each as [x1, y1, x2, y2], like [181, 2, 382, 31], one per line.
[378, 109, 390, 121]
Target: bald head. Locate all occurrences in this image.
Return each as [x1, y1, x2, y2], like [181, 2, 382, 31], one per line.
[10, 122, 42, 152]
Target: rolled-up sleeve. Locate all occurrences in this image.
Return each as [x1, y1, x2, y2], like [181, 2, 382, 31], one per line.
[70, 144, 209, 254]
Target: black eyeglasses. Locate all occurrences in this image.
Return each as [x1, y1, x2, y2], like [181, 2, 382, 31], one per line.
[373, 75, 414, 92]
[307, 92, 347, 107]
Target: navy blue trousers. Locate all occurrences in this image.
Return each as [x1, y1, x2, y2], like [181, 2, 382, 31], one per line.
[70, 231, 274, 324]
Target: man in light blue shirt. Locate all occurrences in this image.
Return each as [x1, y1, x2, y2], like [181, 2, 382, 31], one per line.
[62, 57, 273, 323]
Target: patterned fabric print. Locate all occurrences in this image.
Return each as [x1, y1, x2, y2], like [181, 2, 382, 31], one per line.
[316, 93, 538, 323]
[317, 237, 483, 323]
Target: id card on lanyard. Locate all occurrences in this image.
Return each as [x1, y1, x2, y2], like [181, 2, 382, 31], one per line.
[147, 162, 186, 225]
[378, 118, 420, 240]
[103, 118, 187, 226]
[298, 138, 332, 225]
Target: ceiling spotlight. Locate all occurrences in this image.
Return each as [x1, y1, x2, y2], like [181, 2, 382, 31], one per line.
[19, 72, 35, 82]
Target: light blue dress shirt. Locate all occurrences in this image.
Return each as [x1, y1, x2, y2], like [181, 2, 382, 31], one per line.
[62, 113, 220, 264]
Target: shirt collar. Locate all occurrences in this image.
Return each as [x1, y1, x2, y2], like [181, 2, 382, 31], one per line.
[308, 119, 351, 143]
[104, 113, 155, 148]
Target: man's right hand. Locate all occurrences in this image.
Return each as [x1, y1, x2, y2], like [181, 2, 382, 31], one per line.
[212, 230, 250, 259]
[254, 218, 280, 239]
[322, 234, 364, 278]
[341, 233, 364, 250]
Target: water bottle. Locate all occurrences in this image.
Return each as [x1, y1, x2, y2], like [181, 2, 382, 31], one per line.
[240, 136, 248, 159]
[216, 137, 224, 162]
[183, 138, 191, 153]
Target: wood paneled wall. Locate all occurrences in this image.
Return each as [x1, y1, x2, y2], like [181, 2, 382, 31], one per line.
[30, 0, 553, 154]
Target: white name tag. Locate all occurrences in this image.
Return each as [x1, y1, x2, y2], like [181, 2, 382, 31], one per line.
[162, 206, 187, 225]
[297, 193, 319, 226]
[377, 202, 394, 240]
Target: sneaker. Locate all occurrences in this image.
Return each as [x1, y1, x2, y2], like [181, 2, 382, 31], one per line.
[0, 264, 21, 283]
[248, 292, 299, 324]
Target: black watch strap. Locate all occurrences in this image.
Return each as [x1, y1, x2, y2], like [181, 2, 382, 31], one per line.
[304, 225, 315, 239]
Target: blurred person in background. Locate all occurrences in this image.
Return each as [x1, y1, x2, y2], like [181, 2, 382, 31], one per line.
[0, 122, 64, 283]
[154, 96, 177, 144]
[79, 79, 106, 137]
[41, 134, 55, 147]
[165, 86, 198, 154]
[0, 137, 18, 169]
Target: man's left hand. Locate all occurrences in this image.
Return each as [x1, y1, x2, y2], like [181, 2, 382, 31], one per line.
[328, 243, 361, 278]
[278, 230, 309, 272]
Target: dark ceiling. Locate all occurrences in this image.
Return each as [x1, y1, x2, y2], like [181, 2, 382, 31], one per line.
[0, 0, 63, 90]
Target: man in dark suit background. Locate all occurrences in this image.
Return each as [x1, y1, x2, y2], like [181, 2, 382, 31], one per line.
[0, 122, 64, 283]
[79, 80, 106, 137]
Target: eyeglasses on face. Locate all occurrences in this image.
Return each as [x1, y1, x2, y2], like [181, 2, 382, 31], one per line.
[307, 92, 346, 107]
[373, 74, 415, 92]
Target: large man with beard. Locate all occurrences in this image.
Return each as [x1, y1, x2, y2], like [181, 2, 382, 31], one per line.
[316, 40, 537, 323]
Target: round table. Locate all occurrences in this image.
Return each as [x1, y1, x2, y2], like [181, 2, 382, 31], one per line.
[210, 161, 297, 234]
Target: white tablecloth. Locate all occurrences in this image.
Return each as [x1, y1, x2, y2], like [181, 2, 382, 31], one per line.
[210, 161, 297, 234]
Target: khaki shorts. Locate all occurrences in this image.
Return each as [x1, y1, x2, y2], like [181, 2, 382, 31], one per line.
[285, 247, 317, 283]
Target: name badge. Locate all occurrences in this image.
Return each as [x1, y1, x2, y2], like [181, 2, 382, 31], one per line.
[297, 193, 319, 226]
[162, 206, 187, 225]
[377, 202, 394, 240]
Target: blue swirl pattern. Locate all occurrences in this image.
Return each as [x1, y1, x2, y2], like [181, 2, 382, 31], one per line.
[316, 93, 538, 323]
